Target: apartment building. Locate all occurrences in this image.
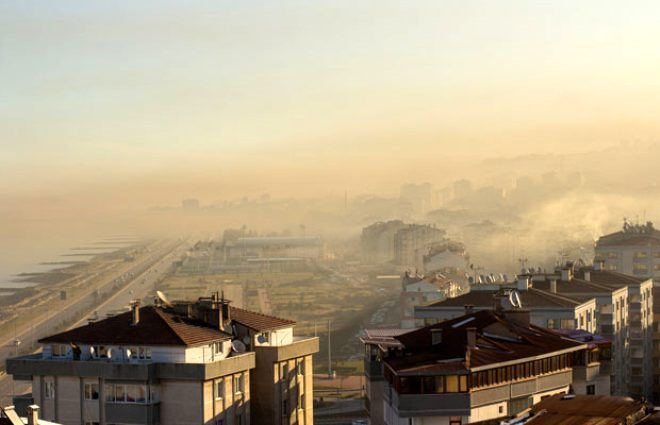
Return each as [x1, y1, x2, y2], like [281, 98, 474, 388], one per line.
[400, 272, 460, 329]
[416, 262, 653, 399]
[361, 221, 408, 264]
[363, 304, 607, 425]
[415, 277, 598, 334]
[652, 286, 660, 405]
[532, 263, 652, 400]
[595, 220, 660, 280]
[393, 224, 446, 270]
[6, 294, 318, 425]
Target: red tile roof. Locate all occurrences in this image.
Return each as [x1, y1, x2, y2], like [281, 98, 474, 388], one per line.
[428, 287, 583, 309]
[525, 394, 646, 425]
[230, 306, 295, 331]
[39, 306, 232, 346]
[385, 310, 585, 374]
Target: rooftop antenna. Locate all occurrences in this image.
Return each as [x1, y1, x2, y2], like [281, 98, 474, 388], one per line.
[518, 257, 528, 271]
[156, 290, 173, 308]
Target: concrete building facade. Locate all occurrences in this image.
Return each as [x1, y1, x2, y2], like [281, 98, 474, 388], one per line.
[363, 307, 607, 425]
[7, 295, 318, 425]
[416, 263, 653, 400]
[595, 220, 660, 280]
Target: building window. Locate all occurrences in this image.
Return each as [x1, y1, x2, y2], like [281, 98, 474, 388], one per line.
[234, 374, 244, 394]
[105, 384, 148, 404]
[296, 358, 305, 376]
[91, 345, 108, 358]
[586, 384, 595, 395]
[105, 384, 115, 402]
[560, 319, 576, 330]
[128, 346, 152, 360]
[281, 363, 289, 392]
[634, 263, 649, 275]
[84, 383, 99, 400]
[139, 347, 152, 360]
[449, 417, 461, 425]
[282, 399, 288, 416]
[216, 379, 224, 400]
[547, 319, 556, 329]
[213, 341, 223, 354]
[44, 380, 55, 399]
[52, 344, 67, 358]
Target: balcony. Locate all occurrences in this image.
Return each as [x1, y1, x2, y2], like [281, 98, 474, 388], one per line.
[389, 370, 573, 418]
[471, 384, 510, 407]
[392, 390, 470, 417]
[572, 364, 600, 382]
[254, 336, 319, 362]
[537, 370, 572, 392]
[106, 402, 160, 424]
[7, 352, 256, 381]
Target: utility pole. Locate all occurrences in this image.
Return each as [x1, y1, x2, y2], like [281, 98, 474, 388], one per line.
[327, 319, 332, 377]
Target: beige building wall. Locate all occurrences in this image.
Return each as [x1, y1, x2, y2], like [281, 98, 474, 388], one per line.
[203, 371, 251, 425]
[56, 376, 81, 425]
[160, 380, 203, 425]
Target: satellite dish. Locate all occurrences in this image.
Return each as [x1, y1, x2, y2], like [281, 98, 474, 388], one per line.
[231, 340, 246, 354]
[242, 336, 250, 345]
[156, 290, 173, 307]
[509, 290, 522, 309]
[468, 276, 475, 285]
[257, 334, 267, 344]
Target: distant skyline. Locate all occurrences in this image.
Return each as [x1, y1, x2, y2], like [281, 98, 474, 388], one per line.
[3, 1, 660, 198]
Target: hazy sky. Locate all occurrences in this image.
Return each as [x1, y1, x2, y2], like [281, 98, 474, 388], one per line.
[3, 1, 660, 198]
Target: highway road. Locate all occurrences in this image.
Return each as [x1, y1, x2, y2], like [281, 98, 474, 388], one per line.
[0, 238, 189, 406]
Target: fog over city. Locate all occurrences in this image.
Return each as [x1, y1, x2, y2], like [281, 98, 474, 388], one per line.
[3, 1, 660, 422]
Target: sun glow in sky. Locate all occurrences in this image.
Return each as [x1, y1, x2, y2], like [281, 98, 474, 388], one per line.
[3, 0, 660, 197]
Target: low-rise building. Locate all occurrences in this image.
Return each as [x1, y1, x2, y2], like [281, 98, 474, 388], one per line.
[6, 293, 318, 425]
[596, 220, 660, 280]
[363, 302, 607, 425]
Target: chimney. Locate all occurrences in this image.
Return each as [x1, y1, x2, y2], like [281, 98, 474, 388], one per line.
[27, 405, 40, 425]
[431, 328, 443, 345]
[466, 327, 477, 349]
[221, 296, 231, 325]
[517, 275, 530, 291]
[464, 304, 474, 315]
[504, 309, 531, 326]
[584, 270, 591, 281]
[561, 267, 573, 282]
[131, 300, 140, 326]
[550, 279, 557, 293]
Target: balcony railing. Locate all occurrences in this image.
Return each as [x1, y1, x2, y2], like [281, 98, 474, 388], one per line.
[572, 364, 600, 382]
[393, 391, 470, 417]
